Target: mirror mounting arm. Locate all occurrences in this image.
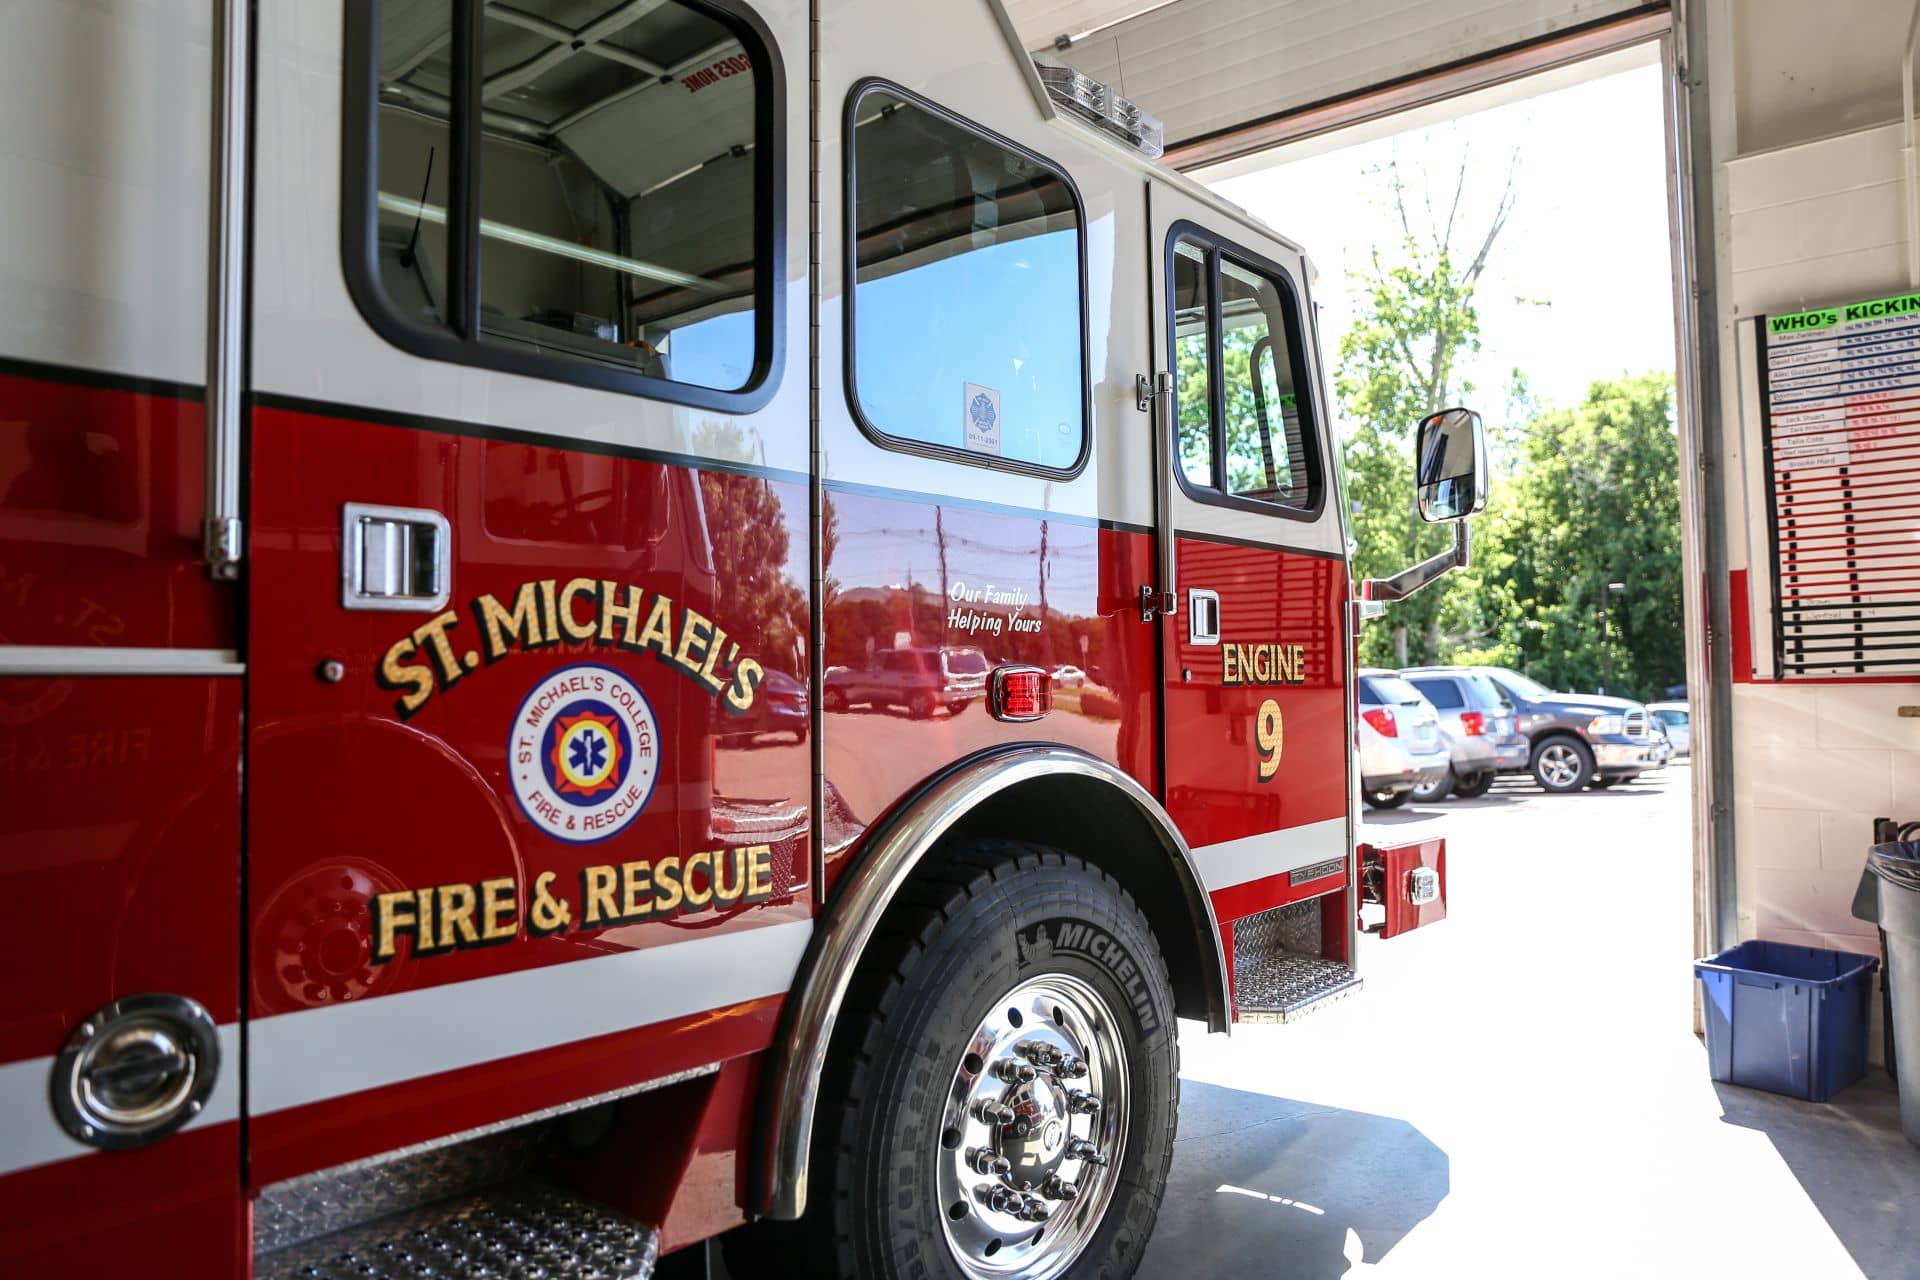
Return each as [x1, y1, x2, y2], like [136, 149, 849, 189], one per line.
[1357, 522, 1470, 619]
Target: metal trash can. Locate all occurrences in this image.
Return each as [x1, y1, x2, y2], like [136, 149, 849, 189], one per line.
[1867, 840, 1920, 1145]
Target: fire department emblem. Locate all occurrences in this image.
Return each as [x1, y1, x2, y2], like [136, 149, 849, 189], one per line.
[509, 664, 659, 844]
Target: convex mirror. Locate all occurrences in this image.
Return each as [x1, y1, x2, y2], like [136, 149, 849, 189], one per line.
[1414, 407, 1488, 522]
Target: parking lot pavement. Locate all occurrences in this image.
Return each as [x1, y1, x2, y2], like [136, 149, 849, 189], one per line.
[1144, 762, 1920, 1279]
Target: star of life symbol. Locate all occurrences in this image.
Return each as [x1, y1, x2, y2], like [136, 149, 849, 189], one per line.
[551, 708, 621, 798]
[510, 663, 659, 844]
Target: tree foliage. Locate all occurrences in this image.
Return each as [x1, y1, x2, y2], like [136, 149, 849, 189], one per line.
[1338, 155, 1683, 700]
[1339, 155, 1515, 667]
[1445, 374, 1683, 698]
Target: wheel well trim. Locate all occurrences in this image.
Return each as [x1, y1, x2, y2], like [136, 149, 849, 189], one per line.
[751, 743, 1229, 1220]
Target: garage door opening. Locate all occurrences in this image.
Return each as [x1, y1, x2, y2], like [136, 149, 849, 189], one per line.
[1132, 21, 1920, 1280]
[1192, 44, 1690, 810]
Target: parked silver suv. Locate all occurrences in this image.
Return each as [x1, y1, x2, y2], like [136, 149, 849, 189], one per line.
[1356, 670, 1451, 808]
[1403, 665, 1663, 793]
[1400, 669, 1529, 799]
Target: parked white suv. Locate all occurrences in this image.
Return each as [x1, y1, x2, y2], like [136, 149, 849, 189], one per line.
[1356, 670, 1452, 809]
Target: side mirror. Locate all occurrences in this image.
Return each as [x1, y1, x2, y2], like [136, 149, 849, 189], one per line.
[1357, 406, 1486, 615]
[1415, 407, 1488, 522]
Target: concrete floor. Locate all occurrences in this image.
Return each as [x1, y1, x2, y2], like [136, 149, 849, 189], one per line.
[1143, 763, 1920, 1279]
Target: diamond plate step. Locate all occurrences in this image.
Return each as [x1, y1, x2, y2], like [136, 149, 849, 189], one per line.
[1233, 898, 1361, 1024]
[253, 1180, 658, 1280]
[1233, 953, 1363, 1024]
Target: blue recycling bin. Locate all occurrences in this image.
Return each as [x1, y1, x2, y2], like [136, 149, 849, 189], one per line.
[1694, 940, 1877, 1102]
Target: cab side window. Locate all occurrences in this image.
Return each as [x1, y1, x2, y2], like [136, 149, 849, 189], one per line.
[1168, 229, 1322, 515]
[1172, 240, 1213, 488]
[847, 84, 1087, 474]
[350, 0, 776, 402]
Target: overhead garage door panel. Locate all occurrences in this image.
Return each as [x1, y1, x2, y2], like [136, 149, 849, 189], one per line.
[1005, 0, 1657, 147]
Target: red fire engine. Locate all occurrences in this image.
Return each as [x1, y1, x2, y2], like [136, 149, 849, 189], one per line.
[0, 1, 1479, 1276]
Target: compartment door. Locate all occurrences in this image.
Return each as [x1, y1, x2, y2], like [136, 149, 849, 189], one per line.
[0, 1, 244, 1271]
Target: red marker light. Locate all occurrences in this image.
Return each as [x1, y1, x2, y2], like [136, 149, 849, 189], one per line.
[990, 666, 1052, 722]
[1459, 711, 1485, 736]
[1361, 707, 1397, 738]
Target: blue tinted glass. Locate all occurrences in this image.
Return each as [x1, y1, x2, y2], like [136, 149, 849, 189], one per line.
[851, 91, 1084, 471]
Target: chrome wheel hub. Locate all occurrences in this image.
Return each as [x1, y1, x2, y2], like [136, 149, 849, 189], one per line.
[1539, 744, 1580, 786]
[936, 973, 1128, 1280]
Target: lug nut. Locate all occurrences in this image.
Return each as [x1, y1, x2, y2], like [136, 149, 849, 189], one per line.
[1066, 1089, 1100, 1115]
[967, 1147, 1012, 1177]
[994, 1059, 1038, 1084]
[974, 1099, 1017, 1126]
[1042, 1175, 1079, 1202]
[1017, 1195, 1053, 1223]
[1066, 1137, 1109, 1166]
[1057, 1055, 1089, 1079]
[986, 1185, 1025, 1216]
[1018, 1040, 1063, 1066]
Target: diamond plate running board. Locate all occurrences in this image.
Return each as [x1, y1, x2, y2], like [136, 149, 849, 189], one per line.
[252, 1181, 659, 1280]
[1234, 954, 1363, 1025]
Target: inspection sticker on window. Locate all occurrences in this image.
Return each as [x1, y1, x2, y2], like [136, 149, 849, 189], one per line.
[963, 382, 1001, 455]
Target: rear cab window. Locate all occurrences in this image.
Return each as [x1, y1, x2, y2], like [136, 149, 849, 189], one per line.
[1411, 678, 1464, 709]
[846, 83, 1087, 475]
[346, 0, 779, 408]
[1360, 675, 1421, 706]
[1169, 225, 1323, 516]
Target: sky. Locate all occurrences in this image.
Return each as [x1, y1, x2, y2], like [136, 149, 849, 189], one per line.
[1200, 58, 1676, 439]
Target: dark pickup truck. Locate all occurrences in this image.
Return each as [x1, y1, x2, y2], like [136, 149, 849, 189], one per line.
[1403, 664, 1664, 793]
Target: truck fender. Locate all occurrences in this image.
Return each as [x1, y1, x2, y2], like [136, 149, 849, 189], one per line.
[750, 743, 1228, 1219]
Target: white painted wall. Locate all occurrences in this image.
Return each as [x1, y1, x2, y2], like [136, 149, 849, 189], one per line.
[1708, 2, 1920, 1056]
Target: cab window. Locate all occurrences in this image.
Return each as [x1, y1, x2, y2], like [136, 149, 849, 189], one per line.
[350, 0, 776, 403]
[1172, 240, 1212, 487]
[1168, 228, 1322, 514]
[847, 84, 1087, 474]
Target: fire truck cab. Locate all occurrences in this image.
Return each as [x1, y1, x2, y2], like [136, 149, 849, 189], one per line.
[0, 1, 1480, 1276]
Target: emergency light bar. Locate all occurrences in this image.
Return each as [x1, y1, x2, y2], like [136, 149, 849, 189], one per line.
[1035, 63, 1164, 158]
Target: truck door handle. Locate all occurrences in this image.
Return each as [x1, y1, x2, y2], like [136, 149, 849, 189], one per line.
[1187, 588, 1221, 645]
[341, 502, 452, 611]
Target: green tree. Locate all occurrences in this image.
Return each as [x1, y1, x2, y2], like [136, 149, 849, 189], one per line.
[1339, 154, 1516, 667]
[1450, 373, 1683, 699]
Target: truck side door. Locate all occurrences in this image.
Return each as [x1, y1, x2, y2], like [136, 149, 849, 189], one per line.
[241, 0, 812, 1191]
[1145, 187, 1353, 951]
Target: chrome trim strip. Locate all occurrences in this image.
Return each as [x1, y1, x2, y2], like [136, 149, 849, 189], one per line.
[249, 921, 810, 1117]
[1190, 818, 1349, 892]
[0, 647, 244, 676]
[204, 0, 248, 579]
[0, 1023, 240, 1179]
[753, 744, 1229, 1220]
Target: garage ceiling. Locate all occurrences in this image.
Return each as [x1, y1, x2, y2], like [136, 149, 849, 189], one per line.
[1003, 0, 1668, 160]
